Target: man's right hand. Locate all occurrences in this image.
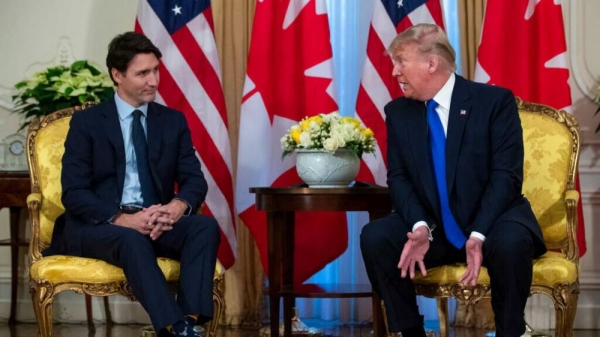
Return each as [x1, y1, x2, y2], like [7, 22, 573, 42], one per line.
[112, 205, 172, 235]
[398, 226, 430, 279]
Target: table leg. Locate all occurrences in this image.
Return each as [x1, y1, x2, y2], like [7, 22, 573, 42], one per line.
[372, 292, 385, 337]
[369, 210, 389, 337]
[9, 206, 21, 325]
[267, 211, 285, 337]
[281, 212, 295, 337]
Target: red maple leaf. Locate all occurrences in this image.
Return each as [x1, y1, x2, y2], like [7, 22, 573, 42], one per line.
[478, 0, 571, 109]
[245, 0, 338, 123]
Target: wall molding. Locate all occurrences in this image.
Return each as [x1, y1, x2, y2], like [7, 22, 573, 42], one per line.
[0, 36, 78, 112]
[567, 0, 598, 100]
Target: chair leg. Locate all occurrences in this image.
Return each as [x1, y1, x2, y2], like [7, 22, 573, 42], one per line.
[31, 284, 54, 337]
[436, 298, 449, 337]
[554, 289, 578, 337]
[85, 295, 95, 332]
[104, 296, 113, 327]
[205, 278, 224, 337]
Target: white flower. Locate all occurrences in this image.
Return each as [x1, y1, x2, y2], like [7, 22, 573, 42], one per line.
[323, 137, 341, 152]
[299, 131, 313, 148]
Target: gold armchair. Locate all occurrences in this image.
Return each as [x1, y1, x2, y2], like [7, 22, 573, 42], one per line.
[409, 98, 580, 337]
[26, 105, 224, 337]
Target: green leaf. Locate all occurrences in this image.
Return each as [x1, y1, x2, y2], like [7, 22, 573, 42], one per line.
[71, 60, 87, 71]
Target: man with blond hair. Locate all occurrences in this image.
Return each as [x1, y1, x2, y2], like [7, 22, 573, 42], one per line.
[360, 24, 546, 337]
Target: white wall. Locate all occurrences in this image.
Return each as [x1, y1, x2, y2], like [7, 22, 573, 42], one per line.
[0, 0, 598, 329]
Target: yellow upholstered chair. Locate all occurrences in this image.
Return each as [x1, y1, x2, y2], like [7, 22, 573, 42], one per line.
[407, 98, 580, 337]
[26, 104, 224, 337]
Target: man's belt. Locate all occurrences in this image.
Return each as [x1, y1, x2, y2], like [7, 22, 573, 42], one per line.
[119, 205, 143, 214]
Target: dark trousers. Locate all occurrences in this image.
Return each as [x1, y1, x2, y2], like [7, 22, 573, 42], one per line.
[360, 212, 535, 337]
[80, 215, 220, 331]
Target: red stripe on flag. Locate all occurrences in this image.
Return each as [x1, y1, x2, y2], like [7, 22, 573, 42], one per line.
[157, 64, 235, 216]
[356, 85, 388, 167]
[171, 25, 228, 127]
[366, 26, 403, 99]
[203, 7, 215, 35]
[426, 0, 445, 29]
[396, 16, 414, 34]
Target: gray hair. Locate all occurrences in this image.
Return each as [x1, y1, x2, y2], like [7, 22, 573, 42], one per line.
[388, 23, 457, 72]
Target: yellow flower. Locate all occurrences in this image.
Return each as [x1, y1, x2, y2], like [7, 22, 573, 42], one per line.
[291, 128, 301, 144]
[300, 119, 311, 131]
[309, 115, 323, 125]
[341, 116, 360, 128]
[361, 127, 374, 138]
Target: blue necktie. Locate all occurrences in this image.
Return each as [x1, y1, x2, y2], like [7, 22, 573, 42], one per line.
[132, 110, 159, 207]
[427, 99, 467, 249]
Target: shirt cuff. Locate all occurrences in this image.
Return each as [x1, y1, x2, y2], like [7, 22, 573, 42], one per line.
[412, 221, 434, 241]
[470, 231, 486, 242]
[174, 198, 192, 216]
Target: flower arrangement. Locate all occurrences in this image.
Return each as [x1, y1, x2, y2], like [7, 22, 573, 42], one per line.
[280, 111, 376, 158]
[12, 60, 114, 130]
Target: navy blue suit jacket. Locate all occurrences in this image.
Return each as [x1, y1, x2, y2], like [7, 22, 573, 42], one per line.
[47, 98, 208, 256]
[385, 75, 546, 256]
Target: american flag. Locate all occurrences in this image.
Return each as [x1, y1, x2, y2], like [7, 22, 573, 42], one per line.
[355, 0, 445, 185]
[135, 0, 237, 268]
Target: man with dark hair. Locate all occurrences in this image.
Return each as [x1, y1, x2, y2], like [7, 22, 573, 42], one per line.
[51, 31, 219, 337]
[360, 24, 546, 337]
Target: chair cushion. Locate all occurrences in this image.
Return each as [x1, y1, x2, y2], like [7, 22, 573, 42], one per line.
[520, 112, 573, 247]
[413, 252, 577, 287]
[30, 255, 181, 284]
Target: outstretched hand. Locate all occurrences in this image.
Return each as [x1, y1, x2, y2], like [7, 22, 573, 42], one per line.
[458, 237, 483, 286]
[398, 226, 430, 279]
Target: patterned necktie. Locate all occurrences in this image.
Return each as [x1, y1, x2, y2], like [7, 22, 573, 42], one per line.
[132, 110, 159, 207]
[427, 99, 467, 249]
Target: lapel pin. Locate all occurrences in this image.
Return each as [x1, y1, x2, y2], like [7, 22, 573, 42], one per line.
[460, 109, 467, 115]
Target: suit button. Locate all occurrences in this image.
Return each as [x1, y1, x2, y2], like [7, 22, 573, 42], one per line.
[115, 199, 120, 204]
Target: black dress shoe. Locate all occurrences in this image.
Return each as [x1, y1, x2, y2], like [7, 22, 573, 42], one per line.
[157, 328, 175, 337]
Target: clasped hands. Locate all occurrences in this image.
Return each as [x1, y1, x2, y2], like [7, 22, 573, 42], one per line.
[398, 226, 483, 286]
[112, 200, 188, 240]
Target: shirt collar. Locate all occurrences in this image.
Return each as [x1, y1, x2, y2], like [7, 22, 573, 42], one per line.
[114, 92, 148, 121]
[432, 72, 455, 111]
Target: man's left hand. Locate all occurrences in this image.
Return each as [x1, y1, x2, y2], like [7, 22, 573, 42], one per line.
[458, 237, 483, 286]
[147, 200, 188, 240]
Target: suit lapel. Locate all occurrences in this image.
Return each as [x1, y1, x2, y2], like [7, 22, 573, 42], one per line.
[102, 99, 126, 196]
[446, 75, 472, 194]
[406, 100, 439, 214]
[146, 103, 164, 199]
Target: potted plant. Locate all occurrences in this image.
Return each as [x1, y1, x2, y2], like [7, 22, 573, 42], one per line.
[280, 112, 377, 187]
[12, 60, 114, 130]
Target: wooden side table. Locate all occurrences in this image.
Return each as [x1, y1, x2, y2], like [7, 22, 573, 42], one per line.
[0, 171, 30, 324]
[250, 182, 391, 337]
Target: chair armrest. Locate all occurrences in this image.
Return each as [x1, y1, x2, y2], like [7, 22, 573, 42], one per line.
[27, 192, 42, 205]
[27, 193, 43, 262]
[563, 189, 579, 262]
[565, 189, 579, 204]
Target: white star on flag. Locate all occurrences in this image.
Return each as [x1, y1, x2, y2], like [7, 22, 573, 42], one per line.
[172, 4, 182, 15]
[397, 0, 404, 8]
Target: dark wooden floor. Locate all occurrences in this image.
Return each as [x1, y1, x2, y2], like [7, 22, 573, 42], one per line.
[0, 323, 597, 337]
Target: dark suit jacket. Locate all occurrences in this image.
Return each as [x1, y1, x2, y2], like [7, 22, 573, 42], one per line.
[46, 98, 208, 256]
[385, 75, 546, 256]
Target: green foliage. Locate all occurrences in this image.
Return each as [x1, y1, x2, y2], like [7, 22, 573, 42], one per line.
[12, 60, 114, 130]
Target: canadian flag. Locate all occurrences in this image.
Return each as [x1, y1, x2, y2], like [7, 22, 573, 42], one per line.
[475, 0, 586, 256]
[235, 0, 348, 284]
